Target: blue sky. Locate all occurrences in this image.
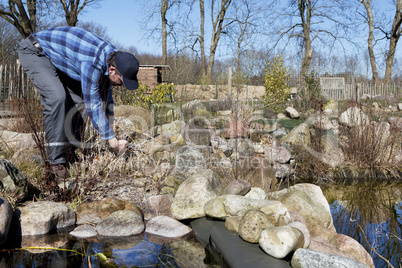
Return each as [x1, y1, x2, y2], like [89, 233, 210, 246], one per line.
[80, 0, 158, 54]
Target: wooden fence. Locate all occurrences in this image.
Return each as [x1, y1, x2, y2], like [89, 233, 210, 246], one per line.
[319, 77, 402, 100]
[1, 63, 401, 110]
[0, 62, 36, 110]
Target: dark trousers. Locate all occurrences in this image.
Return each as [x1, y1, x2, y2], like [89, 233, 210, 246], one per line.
[17, 38, 86, 165]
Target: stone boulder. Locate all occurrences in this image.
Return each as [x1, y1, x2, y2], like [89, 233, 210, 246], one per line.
[339, 107, 369, 127]
[259, 226, 304, 258]
[14, 201, 76, 236]
[238, 210, 273, 243]
[174, 146, 207, 189]
[307, 112, 334, 130]
[330, 233, 375, 268]
[69, 224, 97, 238]
[228, 138, 254, 157]
[76, 197, 141, 225]
[114, 105, 152, 137]
[155, 120, 186, 136]
[291, 248, 368, 268]
[144, 194, 174, 221]
[204, 195, 280, 219]
[96, 210, 144, 236]
[270, 187, 333, 231]
[222, 179, 251, 196]
[0, 196, 13, 245]
[182, 124, 211, 147]
[264, 146, 291, 164]
[171, 169, 222, 220]
[281, 123, 311, 147]
[145, 216, 192, 238]
[284, 107, 300, 119]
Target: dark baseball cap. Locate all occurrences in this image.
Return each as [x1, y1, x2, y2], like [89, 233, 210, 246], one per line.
[115, 52, 139, 90]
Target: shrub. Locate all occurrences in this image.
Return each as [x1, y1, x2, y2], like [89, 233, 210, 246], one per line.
[262, 55, 291, 113]
[294, 71, 326, 113]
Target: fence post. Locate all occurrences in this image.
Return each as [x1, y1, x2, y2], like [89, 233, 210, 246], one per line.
[228, 67, 232, 100]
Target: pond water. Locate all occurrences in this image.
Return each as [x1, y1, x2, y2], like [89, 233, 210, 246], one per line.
[0, 231, 211, 267]
[0, 186, 400, 267]
[330, 184, 402, 268]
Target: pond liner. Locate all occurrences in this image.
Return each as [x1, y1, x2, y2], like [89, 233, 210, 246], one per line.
[191, 217, 291, 268]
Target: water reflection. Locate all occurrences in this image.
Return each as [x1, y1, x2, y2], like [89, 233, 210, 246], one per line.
[330, 184, 402, 268]
[0, 233, 188, 267]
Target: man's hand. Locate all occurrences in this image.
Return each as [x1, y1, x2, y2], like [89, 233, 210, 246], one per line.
[108, 137, 129, 154]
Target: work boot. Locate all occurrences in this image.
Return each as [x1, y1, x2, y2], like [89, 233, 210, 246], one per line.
[50, 164, 68, 178]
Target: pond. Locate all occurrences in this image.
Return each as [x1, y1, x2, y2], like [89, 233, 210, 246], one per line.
[0, 185, 400, 267]
[0, 231, 212, 267]
[329, 184, 402, 268]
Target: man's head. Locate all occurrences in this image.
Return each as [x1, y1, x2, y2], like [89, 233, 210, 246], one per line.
[107, 52, 139, 90]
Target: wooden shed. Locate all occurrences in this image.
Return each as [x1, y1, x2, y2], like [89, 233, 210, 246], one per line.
[137, 65, 170, 88]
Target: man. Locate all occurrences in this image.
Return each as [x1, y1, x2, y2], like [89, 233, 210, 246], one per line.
[17, 26, 139, 177]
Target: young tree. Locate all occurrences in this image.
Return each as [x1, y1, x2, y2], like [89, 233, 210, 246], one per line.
[206, 0, 232, 82]
[358, 0, 379, 83]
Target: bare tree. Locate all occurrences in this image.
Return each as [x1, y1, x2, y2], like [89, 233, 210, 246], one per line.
[0, 17, 20, 63]
[266, 0, 351, 75]
[358, 0, 379, 83]
[383, 0, 402, 82]
[58, 0, 98, 26]
[0, 0, 38, 37]
[206, 0, 232, 81]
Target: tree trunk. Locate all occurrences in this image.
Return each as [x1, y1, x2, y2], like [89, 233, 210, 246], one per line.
[199, 0, 206, 77]
[384, 0, 402, 83]
[206, 0, 232, 82]
[299, 0, 312, 74]
[361, 0, 379, 83]
[161, 0, 168, 65]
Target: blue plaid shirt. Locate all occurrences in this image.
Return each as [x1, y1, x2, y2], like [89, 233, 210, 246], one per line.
[34, 26, 117, 140]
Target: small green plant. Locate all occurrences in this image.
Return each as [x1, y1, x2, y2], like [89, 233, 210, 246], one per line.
[263, 55, 291, 113]
[295, 71, 326, 113]
[133, 83, 176, 109]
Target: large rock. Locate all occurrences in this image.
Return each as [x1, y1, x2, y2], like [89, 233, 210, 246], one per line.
[155, 120, 186, 136]
[270, 185, 333, 231]
[114, 105, 152, 137]
[171, 169, 222, 220]
[0, 130, 36, 150]
[307, 111, 334, 130]
[0, 196, 13, 245]
[264, 146, 291, 164]
[14, 201, 76, 236]
[76, 197, 141, 225]
[291, 248, 368, 268]
[259, 226, 304, 258]
[238, 210, 273, 243]
[144, 194, 173, 221]
[281, 123, 311, 147]
[69, 224, 97, 238]
[339, 107, 369, 127]
[182, 124, 211, 147]
[284, 107, 300, 119]
[145, 216, 192, 238]
[205, 195, 280, 219]
[260, 200, 291, 226]
[222, 179, 251, 196]
[228, 138, 254, 157]
[96, 210, 144, 236]
[330, 233, 375, 268]
[238, 157, 277, 193]
[174, 146, 207, 188]
[0, 159, 29, 203]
